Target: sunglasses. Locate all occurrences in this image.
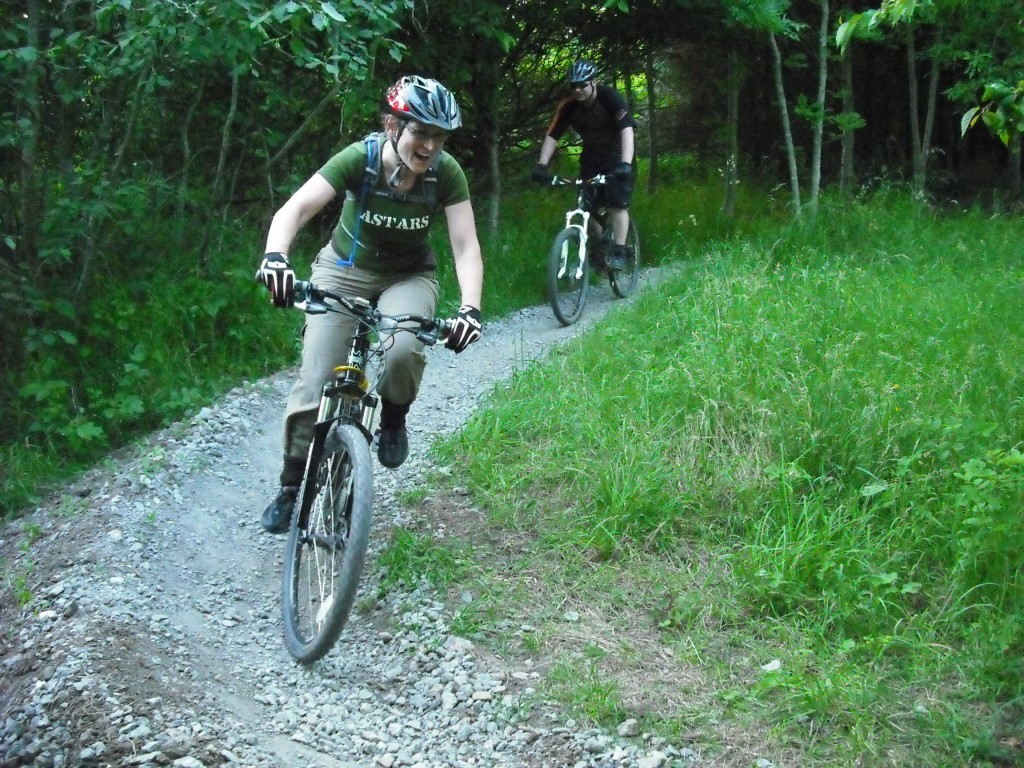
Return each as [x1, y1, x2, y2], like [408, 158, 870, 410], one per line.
[405, 125, 449, 145]
[570, 81, 592, 91]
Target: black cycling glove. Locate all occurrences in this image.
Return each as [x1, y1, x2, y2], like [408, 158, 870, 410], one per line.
[256, 252, 296, 309]
[445, 306, 482, 353]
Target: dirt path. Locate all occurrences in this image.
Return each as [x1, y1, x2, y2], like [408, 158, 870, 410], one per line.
[1, 275, 686, 768]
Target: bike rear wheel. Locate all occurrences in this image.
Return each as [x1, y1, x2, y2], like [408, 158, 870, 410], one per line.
[548, 227, 589, 326]
[282, 423, 372, 664]
[609, 216, 641, 298]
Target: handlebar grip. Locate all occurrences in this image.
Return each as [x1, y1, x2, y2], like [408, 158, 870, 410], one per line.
[292, 280, 333, 315]
[415, 318, 453, 346]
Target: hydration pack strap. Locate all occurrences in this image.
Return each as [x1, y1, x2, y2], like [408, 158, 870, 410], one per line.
[336, 132, 440, 267]
[337, 134, 382, 267]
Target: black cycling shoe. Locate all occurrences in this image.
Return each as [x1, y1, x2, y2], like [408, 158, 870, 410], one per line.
[377, 426, 409, 469]
[261, 485, 298, 534]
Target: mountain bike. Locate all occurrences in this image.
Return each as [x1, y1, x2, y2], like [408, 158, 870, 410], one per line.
[545, 175, 640, 326]
[281, 280, 452, 664]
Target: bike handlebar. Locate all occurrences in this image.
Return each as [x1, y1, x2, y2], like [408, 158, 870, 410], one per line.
[547, 174, 608, 187]
[292, 281, 453, 346]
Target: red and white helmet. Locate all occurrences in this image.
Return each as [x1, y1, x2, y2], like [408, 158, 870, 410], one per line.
[384, 76, 462, 131]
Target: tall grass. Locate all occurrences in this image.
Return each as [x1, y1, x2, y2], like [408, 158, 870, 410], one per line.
[439, 190, 1024, 765]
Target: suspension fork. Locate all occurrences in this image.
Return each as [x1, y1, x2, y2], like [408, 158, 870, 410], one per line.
[562, 207, 592, 279]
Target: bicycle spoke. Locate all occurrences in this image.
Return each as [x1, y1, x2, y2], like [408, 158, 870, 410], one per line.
[548, 227, 589, 325]
[282, 424, 373, 664]
[300, 453, 350, 631]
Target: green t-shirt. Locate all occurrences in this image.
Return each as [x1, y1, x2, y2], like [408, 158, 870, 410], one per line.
[317, 137, 471, 272]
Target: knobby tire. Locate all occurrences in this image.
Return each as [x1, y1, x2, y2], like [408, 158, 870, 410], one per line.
[548, 227, 589, 326]
[282, 423, 373, 664]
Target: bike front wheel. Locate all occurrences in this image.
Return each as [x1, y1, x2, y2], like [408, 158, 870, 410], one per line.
[547, 227, 589, 326]
[282, 423, 373, 664]
[609, 217, 641, 299]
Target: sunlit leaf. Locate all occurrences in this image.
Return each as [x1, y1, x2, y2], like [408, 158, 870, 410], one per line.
[321, 2, 346, 22]
[860, 482, 889, 498]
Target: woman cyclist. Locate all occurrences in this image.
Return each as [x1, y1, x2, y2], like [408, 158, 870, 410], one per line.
[255, 75, 484, 534]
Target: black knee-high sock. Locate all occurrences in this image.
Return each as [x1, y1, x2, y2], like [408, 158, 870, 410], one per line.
[280, 455, 306, 487]
[380, 399, 411, 429]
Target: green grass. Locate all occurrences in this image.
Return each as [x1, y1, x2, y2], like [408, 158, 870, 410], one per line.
[374, 527, 474, 598]
[548, 655, 628, 726]
[435, 191, 1024, 766]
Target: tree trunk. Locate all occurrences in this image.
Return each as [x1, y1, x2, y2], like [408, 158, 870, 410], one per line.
[177, 80, 206, 236]
[769, 31, 802, 214]
[920, 29, 942, 193]
[268, 82, 344, 168]
[76, 64, 153, 296]
[645, 46, 658, 194]
[470, 67, 502, 239]
[4, 0, 43, 419]
[110, 65, 151, 181]
[839, 44, 856, 195]
[907, 26, 942, 197]
[485, 123, 501, 237]
[18, 0, 44, 268]
[906, 28, 924, 194]
[199, 71, 240, 273]
[807, 0, 829, 218]
[722, 48, 740, 218]
[1010, 134, 1022, 199]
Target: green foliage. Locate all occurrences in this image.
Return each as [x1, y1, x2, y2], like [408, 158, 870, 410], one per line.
[0, 0, 423, 517]
[962, 79, 1024, 147]
[835, 0, 1024, 152]
[1, 234, 300, 516]
[248, 0, 410, 79]
[836, 0, 932, 52]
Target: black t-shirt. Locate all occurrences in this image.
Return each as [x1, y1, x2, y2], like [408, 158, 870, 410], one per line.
[545, 84, 635, 170]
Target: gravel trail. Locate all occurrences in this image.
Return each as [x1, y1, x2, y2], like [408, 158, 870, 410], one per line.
[0, 273, 712, 768]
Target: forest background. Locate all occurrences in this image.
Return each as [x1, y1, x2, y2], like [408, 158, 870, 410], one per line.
[2, 0, 1021, 512]
[3, 1, 1023, 766]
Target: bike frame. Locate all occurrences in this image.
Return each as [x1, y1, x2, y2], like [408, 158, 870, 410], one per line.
[282, 280, 451, 663]
[299, 321, 378, 525]
[293, 284, 448, 512]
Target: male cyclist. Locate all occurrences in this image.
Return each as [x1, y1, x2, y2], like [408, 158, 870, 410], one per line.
[532, 59, 636, 270]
